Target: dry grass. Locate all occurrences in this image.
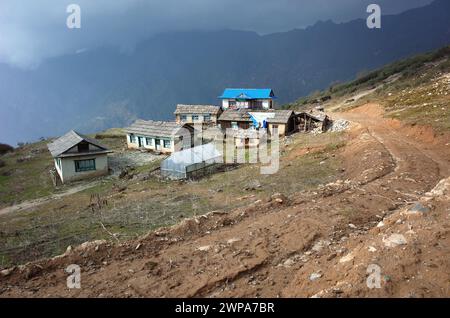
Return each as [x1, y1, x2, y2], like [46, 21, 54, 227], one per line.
[0, 131, 347, 267]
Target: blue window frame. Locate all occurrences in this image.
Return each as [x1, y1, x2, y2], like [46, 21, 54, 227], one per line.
[204, 114, 211, 122]
[192, 115, 199, 121]
[75, 159, 96, 172]
[163, 139, 171, 148]
[180, 115, 187, 121]
[129, 134, 136, 143]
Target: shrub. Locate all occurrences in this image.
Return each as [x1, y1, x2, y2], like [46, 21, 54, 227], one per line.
[0, 143, 13, 155]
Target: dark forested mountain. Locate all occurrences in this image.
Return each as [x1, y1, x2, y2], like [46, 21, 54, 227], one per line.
[1, 0, 449, 145]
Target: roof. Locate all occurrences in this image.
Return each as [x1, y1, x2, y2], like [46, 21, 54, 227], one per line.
[266, 110, 294, 124]
[294, 111, 327, 122]
[174, 104, 221, 115]
[218, 88, 276, 100]
[47, 130, 109, 158]
[125, 120, 190, 138]
[219, 109, 293, 123]
[163, 143, 222, 167]
[218, 109, 252, 122]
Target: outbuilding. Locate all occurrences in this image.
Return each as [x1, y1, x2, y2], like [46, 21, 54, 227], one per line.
[47, 130, 112, 184]
[160, 143, 223, 180]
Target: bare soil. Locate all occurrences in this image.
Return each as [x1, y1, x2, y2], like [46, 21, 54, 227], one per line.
[1, 103, 449, 298]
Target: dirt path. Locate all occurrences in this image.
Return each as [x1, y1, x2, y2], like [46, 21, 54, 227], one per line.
[0, 181, 100, 216]
[1, 103, 449, 297]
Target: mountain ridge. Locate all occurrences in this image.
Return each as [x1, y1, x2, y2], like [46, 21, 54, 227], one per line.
[1, 0, 449, 145]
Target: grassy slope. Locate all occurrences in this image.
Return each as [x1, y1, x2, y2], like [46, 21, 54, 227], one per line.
[0, 131, 346, 267]
[284, 45, 450, 132]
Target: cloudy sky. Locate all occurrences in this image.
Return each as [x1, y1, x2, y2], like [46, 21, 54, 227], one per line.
[0, 0, 433, 69]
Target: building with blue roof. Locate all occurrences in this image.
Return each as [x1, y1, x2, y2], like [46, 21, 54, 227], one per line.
[218, 88, 276, 110]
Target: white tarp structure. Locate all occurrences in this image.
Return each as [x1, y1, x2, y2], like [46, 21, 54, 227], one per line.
[248, 112, 275, 128]
[161, 143, 223, 179]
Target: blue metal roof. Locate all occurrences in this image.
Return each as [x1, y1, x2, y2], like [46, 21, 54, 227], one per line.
[218, 88, 276, 100]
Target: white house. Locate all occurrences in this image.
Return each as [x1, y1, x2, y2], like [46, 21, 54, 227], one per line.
[218, 88, 276, 110]
[174, 104, 222, 125]
[47, 130, 112, 184]
[125, 120, 194, 154]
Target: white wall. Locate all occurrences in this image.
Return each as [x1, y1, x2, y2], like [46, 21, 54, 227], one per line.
[126, 134, 178, 153]
[57, 154, 109, 183]
[222, 99, 229, 109]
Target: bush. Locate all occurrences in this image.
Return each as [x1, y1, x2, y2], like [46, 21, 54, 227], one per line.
[0, 159, 5, 168]
[0, 143, 13, 155]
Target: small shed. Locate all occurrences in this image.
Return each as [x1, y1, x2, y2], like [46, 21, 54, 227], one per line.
[161, 143, 223, 180]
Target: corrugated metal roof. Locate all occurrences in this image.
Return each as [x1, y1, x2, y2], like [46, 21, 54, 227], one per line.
[125, 119, 190, 138]
[47, 130, 109, 158]
[218, 88, 276, 100]
[174, 104, 221, 115]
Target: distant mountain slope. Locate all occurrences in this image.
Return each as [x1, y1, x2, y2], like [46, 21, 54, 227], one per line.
[1, 0, 450, 145]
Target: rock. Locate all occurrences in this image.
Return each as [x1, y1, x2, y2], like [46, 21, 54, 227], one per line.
[135, 243, 142, 250]
[66, 245, 73, 254]
[377, 221, 385, 228]
[407, 203, 430, 214]
[425, 177, 450, 199]
[368, 246, 377, 252]
[227, 238, 241, 245]
[339, 252, 355, 263]
[309, 272, 322, 281]
[348, 223, 357, 229]
[76, 240, 107, 252]
[198, 245, 211, 252]
[283, 259, 295, 267]
[312, 240, 331, 253]
[383, 234, 407, 248]
[270, 193, 288, 203]
[0, 267, 15, 277]
[330, 119, 350, 132]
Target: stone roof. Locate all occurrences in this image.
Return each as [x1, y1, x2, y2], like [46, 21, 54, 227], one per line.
[219, 109, 293, 124]
[47, 130, 109, 158]
[265, 110, 294, 124]
[125, 120, 190, 138]
[218, 109, 252, 122]
[174, 104, 221, 115]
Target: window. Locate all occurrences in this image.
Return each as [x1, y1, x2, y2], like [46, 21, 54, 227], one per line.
[192, 115, 199, 121]
[129, 134, 136, 143]
[146, 137, 153, 146]
[163, 139, 171, 148]
[231, 122, 238, 129]
[229, 101, 236, 107]
[252, 100, 263, 109]
[74, 159, 96, 172]
[203, 114, 211, 122]
[180, 115, 187, 121]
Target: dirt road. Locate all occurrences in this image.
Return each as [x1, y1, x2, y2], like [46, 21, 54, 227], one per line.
[1, 103, 449, 297]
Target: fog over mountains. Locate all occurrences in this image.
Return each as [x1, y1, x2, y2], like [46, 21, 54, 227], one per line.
[1, 0, 449, 145]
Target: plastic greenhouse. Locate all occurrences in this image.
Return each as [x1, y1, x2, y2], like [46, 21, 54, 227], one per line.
[161, 143, 223, 179]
